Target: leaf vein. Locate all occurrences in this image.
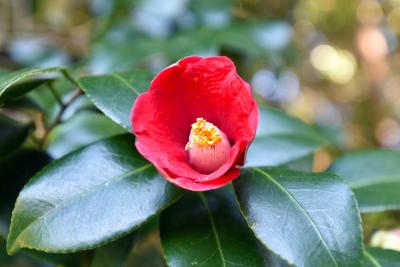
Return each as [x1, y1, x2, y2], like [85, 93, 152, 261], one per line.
[9, 164, 152, 251]
[110, 73, 141, 96]
[363, 250, 382, 267]
[253, 167, 339, 267]
[198, 193, 227, 267]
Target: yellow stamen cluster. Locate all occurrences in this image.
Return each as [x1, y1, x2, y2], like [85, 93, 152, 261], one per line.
[185, 118, 222, 150]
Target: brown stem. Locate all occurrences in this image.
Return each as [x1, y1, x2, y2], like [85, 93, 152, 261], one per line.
[39, 88, 83, 148]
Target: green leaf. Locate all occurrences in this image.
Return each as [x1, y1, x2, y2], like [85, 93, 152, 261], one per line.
[2, 235, 80, 267]
[47, 112, 127, 157]
[1, 96, 43, 111]
[22, 249, 81, 267]
[234, 167, 363, 267]
[160, 188, 266, 267]
[363, 247, 400, 267]
[0, 67, 63, 103]
[28, 75, 78, 122]
[91, 233, 135, 267]
[0, 237, 12, 264]
[281, 154, 314, 172]
[247, 134, 321, 167]
[78, 71, 152, 130]
[0, 149, 52, 214]
[126, 218, 166, 267]
[0, 115, 31, 157]
[256, 106, 323, 138]
[7, 134, 182, 254]
[329, 150, 400, 213]
[246, 106, 327, 167]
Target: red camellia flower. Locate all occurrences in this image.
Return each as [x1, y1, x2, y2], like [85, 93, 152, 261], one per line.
[130, 56, 258, 191]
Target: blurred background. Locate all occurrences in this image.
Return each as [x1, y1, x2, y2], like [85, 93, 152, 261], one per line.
[1, 0, 400, 168]
[1, 0, 400, 266]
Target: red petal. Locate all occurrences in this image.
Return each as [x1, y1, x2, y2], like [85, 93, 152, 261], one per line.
[131, 56, 258, 191]
[156, 165, 241, 191]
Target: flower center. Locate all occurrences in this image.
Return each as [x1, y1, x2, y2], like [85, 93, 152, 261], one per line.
[185, 118, 231, 174]
[185, 118, 222, 149]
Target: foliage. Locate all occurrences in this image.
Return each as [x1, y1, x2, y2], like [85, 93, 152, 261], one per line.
[1, 0, 400, 266]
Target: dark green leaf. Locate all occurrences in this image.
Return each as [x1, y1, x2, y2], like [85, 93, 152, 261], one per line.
[160, 188, 266, 267]
[0, 149, 52, 213]
[0, 149, 87, 267]
[363, 247, 400, 267]
[78, 71, 152, 130]
[0, 115, 31, 157]
[126, 218, 166, 267]
[329, 150, 400, 213]
[47, 112, 127, 157]
[1, 96, 43, 111]
[91, 233, 135, 267]
[22, 249, 81, 267]
[0, 237, 12, 264]
[7, 134, 182, 254]
[246, 106, 327, 167]
[0, 67, 63, 103]
[1, 234, 79, 267]
[1, 79, 53, 103]
[234, 167, 363, 267]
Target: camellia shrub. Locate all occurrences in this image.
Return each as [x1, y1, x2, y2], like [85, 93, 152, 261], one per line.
[1, 56, 400, 267]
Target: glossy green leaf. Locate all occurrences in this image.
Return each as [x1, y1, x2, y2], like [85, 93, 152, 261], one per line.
[0, 115, 31, 157]
[363, 247, 400, 267]
[246, 106, 327, 167]
[234, 167, 363, 267]
[78, 71, 152, 130]
[47, 112, 127, 157]
[91, 233, 135, 267]
[329, 150, 400, 213]
[1, 79, 53, 103]
[7, 134, 182, 254]
[160, 188, 266, 267]
[0, 67, 63, 103]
